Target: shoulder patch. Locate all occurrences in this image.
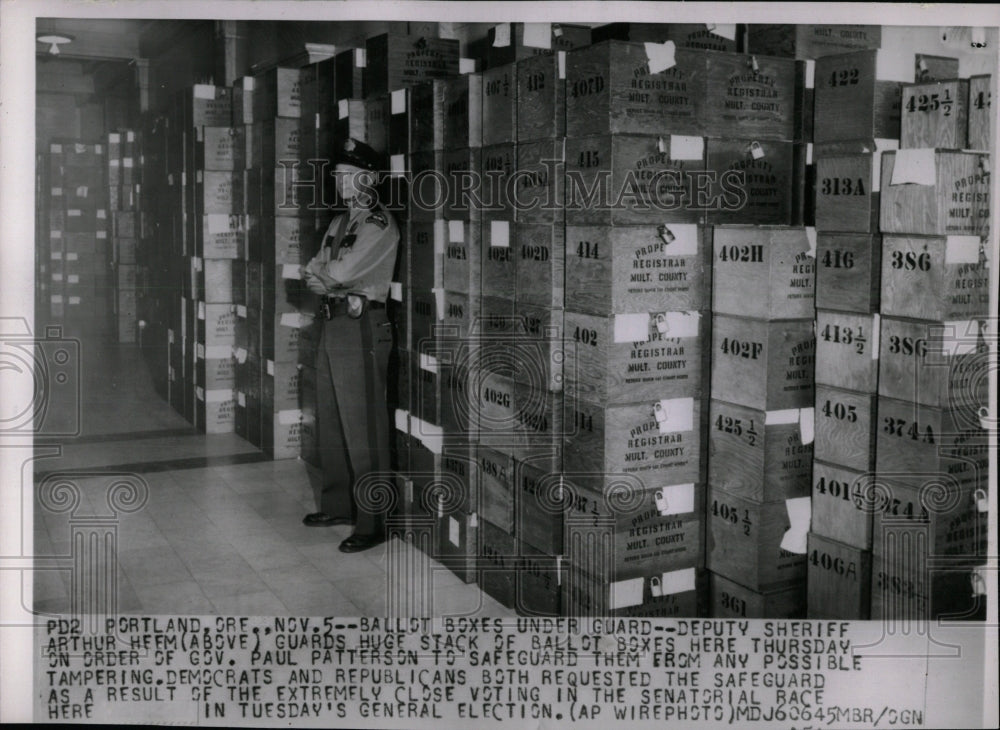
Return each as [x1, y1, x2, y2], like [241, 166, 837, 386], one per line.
[365, 211, 388, 229]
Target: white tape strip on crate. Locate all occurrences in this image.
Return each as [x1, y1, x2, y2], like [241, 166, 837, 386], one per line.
[448, 220, 464, 243]
[394, 409, 410, 434]
[609, 577, 645, 610]
[654, 397, 694, 434]
[449, 516, 461, 547]
[644, 41, 676, 74]
[780, 497, 811, 554]
[493, 23, 511, 47]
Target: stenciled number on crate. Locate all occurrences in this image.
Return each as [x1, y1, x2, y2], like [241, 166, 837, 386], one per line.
[447, 245, 467, 260]
[973, 89, 991, 109]
[714, 414, 759, 446]
[877, 495, 931, 520]
[809, 549, 860, 581]
[578, 150, 601, 168]
[821, 399, 858, 423]
[718, 244, 764, 263]
[882, 415, 936, 443]
[820, 177, 866, 196]
[574, 410, 594, 432]
[887, 335, 927, 357]
[720, 337, 763, 360]
[488, 246, 512, 262]
[526, 73, 546, 92]
[815, 475, 866, 508]
[521, 244, 550, 261]
[876, 571, 927, 602]
[827, 67, 860, 87]
[905, 90, 954, 117]
[484, 74, 510, 96]
[576, 240, 600, 259]
[711, 498, 753, 536]
[822, 249, 855, 269]
[719, 591, 748, 618]
[821, 322, 867, 354]
[890, 250, 932, 271]
[570, 75, 605, 98]
[482, 387, 511, 408]
[573, 325, 598, 347]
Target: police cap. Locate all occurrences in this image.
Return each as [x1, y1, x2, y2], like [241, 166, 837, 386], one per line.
[334, 137, 383, 172]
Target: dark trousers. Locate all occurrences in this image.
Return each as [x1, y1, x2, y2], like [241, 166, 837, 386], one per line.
[315, 306, 393, 536]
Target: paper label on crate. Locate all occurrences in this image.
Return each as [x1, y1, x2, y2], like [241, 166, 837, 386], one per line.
[656, 311, 701, 338]
[391, 89, 407, 115]
[765, 408, 800, 425]
[655, 223, 698, 256]
[945, 235, 982, 264]
[944, 319, 988, 357]
[279, 312, 304, 328]
[355, 48, 366, 67]
[493, 23, 511, 47]
[609, 577, 645, 610]
[266, 359, 274, 376]
[69, 298, 81, 308]
[235, 304, 247, 318]
[74, 143, 86, 154]
[281, 263, 302, 280]
[490, 220, 510, 247]
[660, 567, 697, 596]
[234, 347, 248, 363]
[804, 227, 817, 258]
[432, 287, 446, 320]
[168, 329, 175, 344]
[523, 23, 552, 49]
[68, 209, 82, 218]
[644, 41, 677, 74]
[460, 58, 476, 75]
[205, 389, 232, 404]
[52, 273, 64, 283]
[705, 23, 737, 41]
[394, 409, 410, 433]
[196, 342, 206, 359]
[420, 424, 444, 455]
[51, 295, 64, 304]
[433, 220, 447, 255]
[875, 49, 915, 83]
[51, 252, 62, 260]
[890, 148, 936, 186]
[799, 407, 815, 445]
[780, 497, 812, 554]
[419, 352, 439, 373]
[97, 209, 107, 220]
[390, 281, 403, 302]
[51, 144, 62, 154]
[206, 345, 231, 359]
[167, 173, 174, 186]
[656, 483, 695, 516]
[97, 230, 107, 240]
[237, 392, 246, 407]
[206, 214, 230, 235]
[50, 230, 62, 239]
[75, 186, 88, 198]
[196, 386, 206, 401]
[557, 51, 567, 80]
[871, 313, 881, 360]
[198, 301, 206, 320]
[655, 397, 694, 434]
[194, 84, 216, 100]
[449, 516, 460, 547]
[390, 154, 405, 175]
[448, 220, 464, 243]
[337, 98, 350, 119]
[804, 59, 816, 89]
[67, 274, 79, 284]
[278, 409, 303, 425]
[614, 313, 651, 343]
[51, 187, 63, 197]
[192, 256, 203, 272]
[123, 158, 134, 169]
[669, 135, 704, 161]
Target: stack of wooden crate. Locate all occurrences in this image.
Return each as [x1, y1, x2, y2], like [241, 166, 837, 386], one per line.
[108, 131, 141, 344]
[870, 68, 991, 621]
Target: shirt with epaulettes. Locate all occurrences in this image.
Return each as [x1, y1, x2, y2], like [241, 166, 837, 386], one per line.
[312, 203, 399, 303]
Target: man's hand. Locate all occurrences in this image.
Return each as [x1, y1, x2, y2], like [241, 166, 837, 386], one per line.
[304, 270, 329, 295]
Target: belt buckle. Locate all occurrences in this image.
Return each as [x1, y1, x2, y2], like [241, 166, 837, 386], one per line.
[319, 299, 333, 321]
[346, 294, 366, 319]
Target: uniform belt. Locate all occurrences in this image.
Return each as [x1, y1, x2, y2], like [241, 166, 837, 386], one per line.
[320, 296, 386, 315]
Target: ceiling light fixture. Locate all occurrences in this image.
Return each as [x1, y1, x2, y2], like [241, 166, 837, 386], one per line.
[37, 33, 73, 56]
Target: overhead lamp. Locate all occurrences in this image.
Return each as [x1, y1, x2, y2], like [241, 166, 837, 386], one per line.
[37, 33, 73, 56]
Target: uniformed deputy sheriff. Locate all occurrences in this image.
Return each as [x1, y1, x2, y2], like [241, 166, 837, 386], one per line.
[301, 138, 399, 554]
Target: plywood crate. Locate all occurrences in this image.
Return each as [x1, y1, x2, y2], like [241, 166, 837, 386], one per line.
[913, 54, 959, 83]
[709, 572, 805, 619]
[564, 563, 706, 618]
[967, 75, 991, 151]
[477, 444, 514, 533]
[814, 384, 877, 472]
[437, 444, 477, 513]
[877, 317, 990, 410]
[712, 225, 815, 319]
[815, 310, 879, 392]
[512, 383, 564, 469]
[435, 509, 478, 585]
[900, 79, 969, 149]
[564, 134, 706, 226]
[815, 233, 881, 313]
[515, 224, 564, 308]
[362, 94, 389, 154]
[880, 234, 990, 320]
[196, 213, 245, 259]
[481, 220, 516, 299]
[871, 476, 987, 567]
[813, 49, 912, 143]
[441, 219, 482, 295]
[411, 348, 441, 428]
[746, 25, 881, 59]
[246, 260, 311, 316]
[708, 399, 812, 503]
[257, 310, 313, 365]
[806, 533, 872, 619]
[706, 487, 809, 591]
[562, 473, 703, 578]
[408, 149, 445, 222]
[879, 150, 990, 237]
[564, 41, 705, 138]
[193, 343, 237, 391]
[710, 315, 815, 411]
[335, 47, 366, 102]
[563, 395, 703, 488]
[477, 521, 514, 609]
[479, 520, 563, 615]
[440, 147, 483, 221]
[407, 79, 446, 153]
[514, 138, 564, 225]
[564, 309, 705, 406]
[196, 387, 237, 434]
[363, 33, 459, 97]
[701, 51, 799, 141]
[442, 73, 482, 149]
[439, 361, 477, 443]
[513, 303, 564, 390]
[811, 460, 874, 550]
[486, 23, 592, 68]
[475, 368, 517, 455]
[564, 223, 710, 316]
[704, 138, 802, 225]
[871, 555, 985, 622]
[194, 258, 237, 304]
[482, 64, 517, 146]
[252, 117, 314, 169]
[477, 294, 517, 377]
[875, 396, 989, 493]
[517, 53, 565, 143]
[813, 153, 883, 233]
[298, 364, 320, 468]
[182, 85, 233, 128]
[439, 288, 480, 344]
[405, 219, 443, 291]
[251, 216, 320, 264]
[261, 357, 301, 412]
[514, 459, 564, 556]
[592, 22, 738, 51]
[408, 286, 437, 352]
[253, 68, 302, 119]
[195, 126, 246, 170]
[384, 89, 411, 156]
[480, 143, 516, 221]
[325, 98, 367, 147]
[195, 301, 238, 347]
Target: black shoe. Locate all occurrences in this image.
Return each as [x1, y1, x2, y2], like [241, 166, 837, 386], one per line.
[338, 533, 385, 553]
[303, 512, 352, 527]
